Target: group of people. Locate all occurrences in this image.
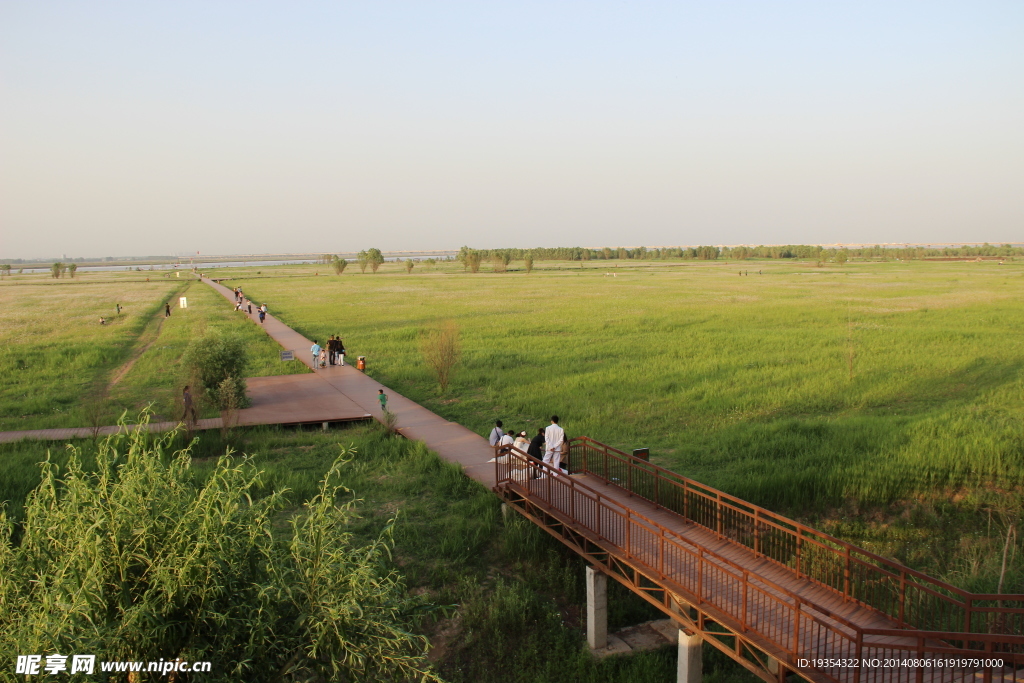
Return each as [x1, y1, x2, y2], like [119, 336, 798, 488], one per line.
[233, 288, 268, 323]
[310, 335, 347, 368]
[490, 415, 567, 477]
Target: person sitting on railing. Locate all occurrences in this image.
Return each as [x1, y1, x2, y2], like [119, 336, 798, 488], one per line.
[488, 420, 504, 448]
[498, 429, 515, 454]
[513, 431, 530, 453]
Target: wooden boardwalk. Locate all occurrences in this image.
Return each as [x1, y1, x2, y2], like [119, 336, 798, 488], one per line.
[494, 447, 1024, 683]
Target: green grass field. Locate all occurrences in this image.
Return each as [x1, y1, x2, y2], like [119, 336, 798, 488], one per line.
[218, 258, 1023, 590]
[0, 273, 308, 430]
[2, 259, 1020, 678]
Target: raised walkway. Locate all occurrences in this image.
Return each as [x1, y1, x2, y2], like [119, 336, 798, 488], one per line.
[203, 278, 497, 485]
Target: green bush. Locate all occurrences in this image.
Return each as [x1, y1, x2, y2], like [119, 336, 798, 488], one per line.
[182, 333, 250, 409]
[0, 422, 441, 682]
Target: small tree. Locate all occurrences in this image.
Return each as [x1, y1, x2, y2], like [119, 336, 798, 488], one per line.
[357, 250, 370, 273]
[181, 333, 250, 409]
[421, 320, 461, 392]
[367, 248, 385, 273]
[0, 264, 11, 278]
[51, 262, 63, 279]
[524, 255, 534, 273]
[68, 263, 78, 278]
[404, 259, 414, 274]
[423, 258, 437, 272]
[332, 257, 348, 275]
[466, 251, 482, 273]
[835, 249, 849, 266]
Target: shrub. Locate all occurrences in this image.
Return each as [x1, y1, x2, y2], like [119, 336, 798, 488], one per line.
[332, 257, 348, 275]
[421, 320, 461, 392]
[181, 333, 250, 409]
[0, 423, 441, 682]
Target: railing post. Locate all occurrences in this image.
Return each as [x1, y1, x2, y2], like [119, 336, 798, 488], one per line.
[791, 601, 801, 658]
[596, 495, 602, 539]
[964, 597, 972, 634]
[683, 480, 689, 521]
[898, 570, 906, 627]
[716, 492, 722, 538]
[697, 547, 703, 603]
[626, 512, 631, 557]
[655, 472, 660, 509]
[853, 630, 863, 683]
[754, 509, 761, 558]
[659, 531, 665, 578]
[795, 528, 802, 578]
[843, 545, 851, 601]
[628, 462, 633, 497]
[741, 571, 748, 631]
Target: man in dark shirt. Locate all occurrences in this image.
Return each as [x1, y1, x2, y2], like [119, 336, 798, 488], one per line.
[527, 427, 545, 478]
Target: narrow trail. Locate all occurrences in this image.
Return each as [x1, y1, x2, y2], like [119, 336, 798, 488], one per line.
[0, 279, 496, 488]
[201, 277, 498, 485]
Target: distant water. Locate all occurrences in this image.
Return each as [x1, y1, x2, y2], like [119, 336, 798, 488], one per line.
[15, 256, 435, 274]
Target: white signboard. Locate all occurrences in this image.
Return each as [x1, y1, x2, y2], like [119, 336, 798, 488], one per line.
[179, 297, 188, 309]
[280, 350, 295, 361]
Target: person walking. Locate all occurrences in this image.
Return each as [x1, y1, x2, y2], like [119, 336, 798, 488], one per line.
[310, 340, 321, 368]
[258, 308, 266, 324]
[246, 299, 253, 315]
[165, 302, 171, 317]
[337, 336, 346, 365]
[116, 303, 121, 315]
[327, 335, 336, 366]
[181, 385, 197, 426]
[488, 420, 505, 447]
[543, 415, 565, 476]
[378, 389, 388, 412]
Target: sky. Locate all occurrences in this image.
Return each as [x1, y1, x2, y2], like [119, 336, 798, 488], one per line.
[1, 2, 1022, 258]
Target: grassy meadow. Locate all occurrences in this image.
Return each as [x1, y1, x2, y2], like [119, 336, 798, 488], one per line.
[220, 258, 1024, 590]
[0, 423, 756, 682]
[0, 273, 308, 430]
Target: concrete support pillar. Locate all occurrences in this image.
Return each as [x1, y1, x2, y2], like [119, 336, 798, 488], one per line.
[586, 566, 607, 650]
[678, 629, 702, 683]
[322, 422, 328, 431]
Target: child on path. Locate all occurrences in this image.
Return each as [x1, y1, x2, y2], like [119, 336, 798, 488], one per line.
[311, 340, 321, 368]
[337, 336, 346, 365]
[258, 309, 266, 324]
[377, 389, 388, 412]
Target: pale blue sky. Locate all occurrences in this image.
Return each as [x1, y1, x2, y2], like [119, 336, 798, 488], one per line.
[2, 2, 1022, 258]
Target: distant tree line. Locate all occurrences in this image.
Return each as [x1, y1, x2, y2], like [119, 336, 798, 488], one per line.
[453, 243, 1022, 267]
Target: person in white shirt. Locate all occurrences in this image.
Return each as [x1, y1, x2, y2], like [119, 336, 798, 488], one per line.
[543, 415, 565, 475]
[488, 420, 505, 448]
[513, 431, 530, 453]
[498, 430, 515, 451]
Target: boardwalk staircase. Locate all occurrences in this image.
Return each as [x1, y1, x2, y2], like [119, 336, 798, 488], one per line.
[492, 437, 1024, 683]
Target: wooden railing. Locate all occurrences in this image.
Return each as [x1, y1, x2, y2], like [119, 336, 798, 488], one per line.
[566, 437, 1024, 638]
[494, 445, 1024, 682]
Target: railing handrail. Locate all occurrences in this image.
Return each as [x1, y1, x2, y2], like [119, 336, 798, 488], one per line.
[861, 628, 1024, 645]
[491, 444, 1019, 679]
[568, 436, 1024, 607]
[493, 447, 869, 635]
